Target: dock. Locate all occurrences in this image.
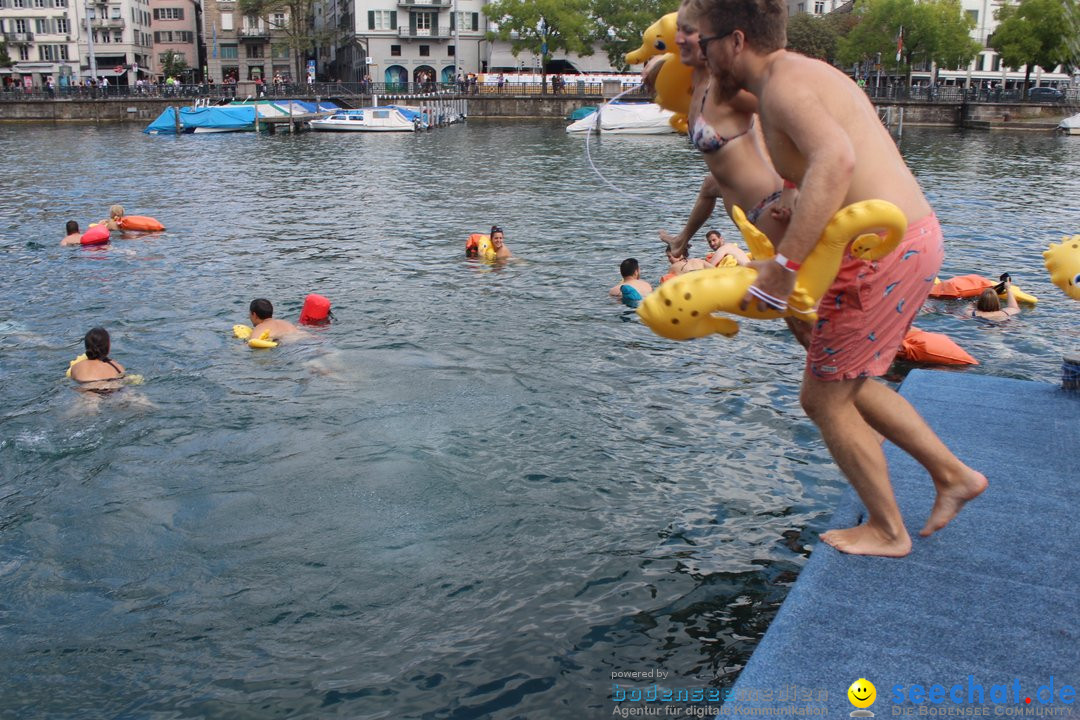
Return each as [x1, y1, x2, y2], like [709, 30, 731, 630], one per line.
[725, 370, 1079, 716]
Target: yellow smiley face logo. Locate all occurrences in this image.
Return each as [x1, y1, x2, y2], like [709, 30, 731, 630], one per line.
[848, 678, 876, 708]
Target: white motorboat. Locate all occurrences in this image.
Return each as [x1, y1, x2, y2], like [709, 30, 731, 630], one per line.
[309, 107, 423, 133]
[1059, 112, 1080, 136]
[565, 102, 676, 135]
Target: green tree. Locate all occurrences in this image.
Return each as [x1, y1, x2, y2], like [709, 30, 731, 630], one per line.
[992, 0, 1076, 96]
[237, 0, 335, 83]
[0, 39, 12, 69]
[484, 0, 596, 92]
[838, 0, 979, 84]
[159, 50, 189, 81]
[590, 0, 680, 71]
[786, 12, 856, 62]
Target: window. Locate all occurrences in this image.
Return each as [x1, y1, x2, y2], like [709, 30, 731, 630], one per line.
[220, 43, 238, 58]
[451, 11, 479, 31]
[19, 45, 29, 60]
[153, 7, 183, 20]
[35, 18, 48, 33]
[991, 54, 1000, 72]
[419, 44, 429, 56]
[271, 43, 288, 59]
[98, 30, 110, 42]
[814, 1, 824, 13]
[57, 17, 68, 32]
[246, 43, 263, 58]
[415, 12, 431, 30]
[110, 6, 120, 18]
[220, 11, 233, 30]
[447, 44, 454, 56]
[368, 9, 395, 30]
[55, 0, 67, 6]
[33, 0, 46, 8]
[390, 44, 401, 56]
[59, 44, 68, 59]
[271, 12, 285, 29]
[154, 30, 170, 42]
[14, 18, 27, 32]
[112, 30, 122, 41]
[40, 44, 56, 60]
[12, 0, 25, 7]
[966, 9, 978, 24]
[796, 2, 804, 12]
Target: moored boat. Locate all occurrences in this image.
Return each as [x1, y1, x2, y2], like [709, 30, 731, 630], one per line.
[309, 106, 425, 132]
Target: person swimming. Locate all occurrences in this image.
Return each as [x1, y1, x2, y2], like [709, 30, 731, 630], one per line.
[101, 205, 125, 231]
[69, 327, 125, 385]
[61, 220, 82, 246]
[249, 298, 299, 340]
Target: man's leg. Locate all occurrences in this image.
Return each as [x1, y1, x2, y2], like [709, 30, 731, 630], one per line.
[851, 379, 987, 536]
[800, 372, 912, 557]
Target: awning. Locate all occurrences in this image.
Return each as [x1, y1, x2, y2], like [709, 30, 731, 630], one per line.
[13, 62, 60, 72]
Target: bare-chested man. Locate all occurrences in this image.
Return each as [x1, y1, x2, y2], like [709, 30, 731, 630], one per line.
[704, 229, 750, 267]
[686, 0, 985, 557]
[61, 221, 82, 246]
[609, 258, 654, 300]
[249, 298, 298, 340]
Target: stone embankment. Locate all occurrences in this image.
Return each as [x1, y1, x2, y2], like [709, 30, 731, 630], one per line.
[0, 95, 1069, 131]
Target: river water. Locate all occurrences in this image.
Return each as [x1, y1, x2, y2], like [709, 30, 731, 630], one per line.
[1, 121, 1077, 719]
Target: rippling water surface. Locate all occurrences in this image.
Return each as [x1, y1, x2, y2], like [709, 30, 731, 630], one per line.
[1, 121, 1078, 719]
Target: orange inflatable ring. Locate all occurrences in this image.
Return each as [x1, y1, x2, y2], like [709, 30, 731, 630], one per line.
[119, 215, 165, 232]
[80, 225, 110, 246]
[897, 329, 978, 366]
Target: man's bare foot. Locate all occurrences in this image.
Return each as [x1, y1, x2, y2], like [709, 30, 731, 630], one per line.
[920, 470, 988, 537]
[820, 523, 912, 557]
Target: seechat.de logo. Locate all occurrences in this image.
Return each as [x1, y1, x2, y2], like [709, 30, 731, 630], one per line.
[848, 678, 877, 717]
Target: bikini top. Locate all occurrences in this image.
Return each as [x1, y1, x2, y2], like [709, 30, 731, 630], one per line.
[690, 84, 753, 154]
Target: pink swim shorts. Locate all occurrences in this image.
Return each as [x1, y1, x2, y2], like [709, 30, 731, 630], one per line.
[807, 213, 945, 381]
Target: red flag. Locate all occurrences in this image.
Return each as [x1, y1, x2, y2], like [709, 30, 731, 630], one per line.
[896, 26, 904, 62]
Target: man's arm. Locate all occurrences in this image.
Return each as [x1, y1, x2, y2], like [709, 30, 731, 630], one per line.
[745, 72, 854, 311]
[660, 174, 721, 258]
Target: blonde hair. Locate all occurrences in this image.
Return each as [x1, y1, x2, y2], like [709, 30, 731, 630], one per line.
[109, 204, 125, 219]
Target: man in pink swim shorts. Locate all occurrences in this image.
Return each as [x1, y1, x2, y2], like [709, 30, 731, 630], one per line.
[686, 0, 987, 557]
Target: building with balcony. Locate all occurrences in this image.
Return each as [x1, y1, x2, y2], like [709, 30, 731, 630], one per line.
[317, 0, 487, 86]
[76, 0, 154, 86]
[202, 0, 303, 83]
[149, 0, 201, 80]
[0, 0, 81, 89]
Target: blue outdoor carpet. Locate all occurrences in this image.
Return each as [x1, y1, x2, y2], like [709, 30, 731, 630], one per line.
[726, 370, 1079, 717]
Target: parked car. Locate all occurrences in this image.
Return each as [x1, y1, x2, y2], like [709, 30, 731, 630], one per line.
[1027, 87, 1065, 102]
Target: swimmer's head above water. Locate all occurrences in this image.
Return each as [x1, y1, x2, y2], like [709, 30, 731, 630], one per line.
[84, 326, 111, 360]
[250, 298, 274, 322]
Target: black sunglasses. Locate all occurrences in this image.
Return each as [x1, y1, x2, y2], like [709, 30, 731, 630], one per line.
[698, 29, 735, 55]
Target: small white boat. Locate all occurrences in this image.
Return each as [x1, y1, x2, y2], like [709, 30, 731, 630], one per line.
[1059, 112, 1080, 136]
[565, 102, 676, 135]
[309, 107, 423, 133]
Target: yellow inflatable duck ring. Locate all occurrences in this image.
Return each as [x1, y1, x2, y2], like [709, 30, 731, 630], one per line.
[625, 13, 692, 134]
[233, 324, 279, 349]
[1043, 235, 1080, 300]
[637, 200, 907, 340]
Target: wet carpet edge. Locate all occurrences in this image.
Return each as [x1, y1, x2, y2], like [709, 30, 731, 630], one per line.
[726, 369, 1080, 713]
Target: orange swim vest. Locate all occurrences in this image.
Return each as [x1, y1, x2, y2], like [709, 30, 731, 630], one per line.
[119, 215, 166, 232]
[928, 274, 995, 299]
[897, 329, 978, 366]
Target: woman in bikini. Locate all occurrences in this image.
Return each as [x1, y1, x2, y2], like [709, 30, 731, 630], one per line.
[657, 0, 793, 261]
[69, 327, 125, 385]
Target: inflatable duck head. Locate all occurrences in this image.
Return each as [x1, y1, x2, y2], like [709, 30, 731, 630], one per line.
[625, 13, 679, 65]
[1043, 235, 1080, 300]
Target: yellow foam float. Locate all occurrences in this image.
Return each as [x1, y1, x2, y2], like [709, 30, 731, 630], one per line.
[636, 200, 907, 339]
[1043, 234, 1080, 300]
[625, 13, 692, 135]
[233, 324, 278, 349]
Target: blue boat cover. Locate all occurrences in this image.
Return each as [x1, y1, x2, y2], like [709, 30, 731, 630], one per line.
[144, 106, 257, 134]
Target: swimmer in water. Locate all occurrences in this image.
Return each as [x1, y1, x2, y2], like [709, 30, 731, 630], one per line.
[249, 298, 299, 340]
[69, 327, 125, 383]
[490, 226, 512, 260]
[61, 220, 82, 246]
[101, 204, 125, 231]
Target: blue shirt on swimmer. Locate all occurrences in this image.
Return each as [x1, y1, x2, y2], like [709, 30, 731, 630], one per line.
[621, 284, 644, 308]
